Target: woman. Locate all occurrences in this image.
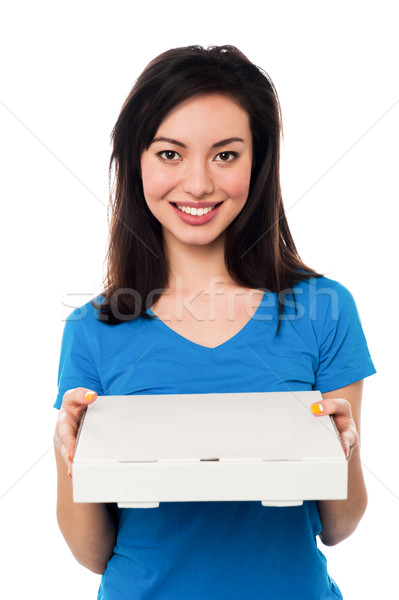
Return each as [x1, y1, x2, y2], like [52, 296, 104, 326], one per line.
[54, 45, 376, 599]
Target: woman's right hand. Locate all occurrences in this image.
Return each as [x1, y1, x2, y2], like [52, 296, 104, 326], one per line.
[53, 387, 97, 478]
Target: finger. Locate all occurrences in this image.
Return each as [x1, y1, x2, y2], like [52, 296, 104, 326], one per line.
[54, 420, 77, 465]
[54, 427, 73, 472]
[57, 409, 79, 439]
[55, 388, 97, 466]
[310, 399, 359, 459]
[55, 434, 77, 475]
[57, 410, 84, 459]
[340, 428, 359, 458]
[57, 442, 73, 478]
[61, 388, 98, 414]
[58, 389, 97, 438]
[310, 397, 351, 418]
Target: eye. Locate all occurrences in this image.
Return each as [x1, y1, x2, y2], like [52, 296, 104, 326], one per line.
[214, 151, 238, 163]
[157, 150, 182, 161]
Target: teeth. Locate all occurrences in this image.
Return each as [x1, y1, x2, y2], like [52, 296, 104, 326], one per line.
[176, 205, 216, 216]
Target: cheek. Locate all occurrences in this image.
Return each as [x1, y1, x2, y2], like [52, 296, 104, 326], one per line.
[221, 167, 252, 200]
[141, 159, 178, 200]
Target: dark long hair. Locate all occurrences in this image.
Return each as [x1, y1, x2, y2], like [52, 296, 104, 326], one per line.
[93, 45, 322, 332]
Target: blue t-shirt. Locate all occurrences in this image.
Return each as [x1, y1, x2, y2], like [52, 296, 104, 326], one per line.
[55, 276, 376, 599]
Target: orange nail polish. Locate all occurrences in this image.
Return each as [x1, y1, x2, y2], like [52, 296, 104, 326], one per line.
[311, 403, 323, 415]
[85, 391, 95, 401]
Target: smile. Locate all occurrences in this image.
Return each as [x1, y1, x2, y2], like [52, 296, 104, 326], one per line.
[175, 204, 218, 216]
[171, 201, 223, 225]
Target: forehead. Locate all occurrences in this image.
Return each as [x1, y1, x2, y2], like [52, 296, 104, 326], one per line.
[155, 93, 251, 140]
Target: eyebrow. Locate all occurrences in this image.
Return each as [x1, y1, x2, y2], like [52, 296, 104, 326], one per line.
[151, 136, 245, 149]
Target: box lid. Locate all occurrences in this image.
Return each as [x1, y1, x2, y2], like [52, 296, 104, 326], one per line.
[74, 391, 345, 464]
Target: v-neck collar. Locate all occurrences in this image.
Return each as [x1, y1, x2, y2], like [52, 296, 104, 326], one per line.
[146, 290, 276, 355]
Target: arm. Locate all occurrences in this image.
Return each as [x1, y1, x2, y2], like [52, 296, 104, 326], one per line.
[54, 388, 117, 574]
[313, 379, 367, 546]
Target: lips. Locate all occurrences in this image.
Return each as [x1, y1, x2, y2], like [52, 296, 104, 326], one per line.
[171, 201, 223, 209]
[171, 200, 223, 225]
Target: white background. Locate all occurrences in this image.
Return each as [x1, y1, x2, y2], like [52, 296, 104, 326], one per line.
[1, 1, 398, 597]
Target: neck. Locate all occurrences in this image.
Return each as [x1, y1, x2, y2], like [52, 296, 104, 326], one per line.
[164, 234, 237, 295]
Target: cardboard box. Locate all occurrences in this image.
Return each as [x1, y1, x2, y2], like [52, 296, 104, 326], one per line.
[72, 391, 347, 508]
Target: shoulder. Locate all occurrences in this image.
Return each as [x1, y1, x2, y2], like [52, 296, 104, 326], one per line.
[290, 276, 357, 320]
[62, 295, 151, 342]
[61, 296, 124, 348]
[276, 275, 363, 344]
[291, 274, 352, 298]
[63, 296, 105, 332]
[64, 296, 102, 323]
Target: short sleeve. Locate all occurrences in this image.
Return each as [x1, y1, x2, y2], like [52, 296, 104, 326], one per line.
[54, 305, 103, 409]
[313, 281, 376, 393]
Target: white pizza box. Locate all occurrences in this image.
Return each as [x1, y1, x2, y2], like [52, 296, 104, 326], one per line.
[72, 391, 347, 508]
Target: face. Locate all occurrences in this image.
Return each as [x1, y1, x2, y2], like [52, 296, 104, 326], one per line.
[140, 93, 253, 251]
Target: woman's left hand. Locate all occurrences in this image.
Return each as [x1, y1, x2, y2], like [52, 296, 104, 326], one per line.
[311, 398, 359, 460]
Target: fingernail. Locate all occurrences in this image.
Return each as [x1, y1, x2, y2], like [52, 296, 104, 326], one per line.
[68, 466, 72, 479]
[311, 403, 323, 415]
[85, 391, 95, 401]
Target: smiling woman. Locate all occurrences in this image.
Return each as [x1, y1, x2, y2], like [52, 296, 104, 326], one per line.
[92, 45, 323, 326]
[53, 45, 376, 600]
[140, 94, 253, 246]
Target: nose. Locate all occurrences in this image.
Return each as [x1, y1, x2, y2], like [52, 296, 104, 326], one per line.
[182, 160, 214, 198]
